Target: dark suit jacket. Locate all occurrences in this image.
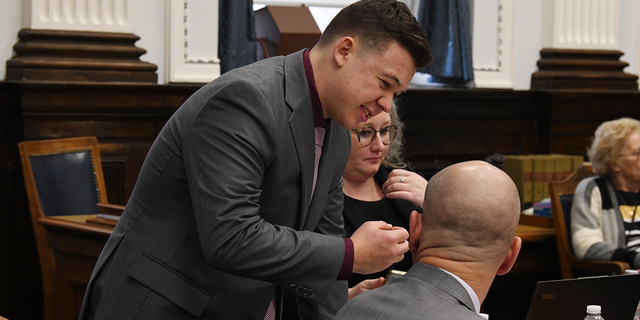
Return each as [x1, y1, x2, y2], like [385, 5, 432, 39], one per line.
[334, 263, 485, 320]
[79, 50, 351, 320]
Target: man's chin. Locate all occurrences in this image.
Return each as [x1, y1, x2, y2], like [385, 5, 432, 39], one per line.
[335, 118, 360, 130]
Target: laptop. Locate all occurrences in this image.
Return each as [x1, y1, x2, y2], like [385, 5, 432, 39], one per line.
[525, 274, 640, 320]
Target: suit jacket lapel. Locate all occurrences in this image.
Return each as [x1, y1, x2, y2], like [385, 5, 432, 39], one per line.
[289, 107, 314, 227]
[284, 50, 315, 229]
[284, 50, 340, 231]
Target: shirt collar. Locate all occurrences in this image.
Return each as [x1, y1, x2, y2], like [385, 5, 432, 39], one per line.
[440, 268, 481, 313]
[303, 49, 329, 129]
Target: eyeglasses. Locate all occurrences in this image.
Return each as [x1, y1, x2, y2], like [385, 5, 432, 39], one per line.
[352, 125, 398, 146]
[619, 150, 640, 160]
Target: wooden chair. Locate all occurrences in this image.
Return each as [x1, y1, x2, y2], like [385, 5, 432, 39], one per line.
[18, 137, 124, 320]
[549, 164, 630, 279]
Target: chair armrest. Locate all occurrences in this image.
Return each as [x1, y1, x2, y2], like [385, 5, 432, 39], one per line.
[96, 203, 125, 216]
[569, 259, 631, 275]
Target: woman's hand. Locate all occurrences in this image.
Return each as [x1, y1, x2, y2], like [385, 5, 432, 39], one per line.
[348, 277, 385, 300]
[382, 169, 428, 207]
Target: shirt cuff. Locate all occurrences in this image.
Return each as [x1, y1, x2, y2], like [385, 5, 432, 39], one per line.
[337, 238, 354, 280]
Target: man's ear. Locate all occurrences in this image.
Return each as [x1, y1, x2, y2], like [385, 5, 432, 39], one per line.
[497, 236, 522, 276]
[409, 210, 422, 255]
[333, 36, 355, 68]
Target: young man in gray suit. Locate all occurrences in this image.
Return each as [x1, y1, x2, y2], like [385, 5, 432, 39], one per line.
[334, 161, 523, 320]
[79, 1, 432, 319]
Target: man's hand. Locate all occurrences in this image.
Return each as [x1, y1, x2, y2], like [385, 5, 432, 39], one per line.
[348, 277, 385, 300]
[350, 221, 409, 274]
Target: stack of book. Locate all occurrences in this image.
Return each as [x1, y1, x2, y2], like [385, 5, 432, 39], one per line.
[502, 154, 585, 211]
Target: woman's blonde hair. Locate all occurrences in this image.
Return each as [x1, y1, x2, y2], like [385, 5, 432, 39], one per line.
[383, 102, 408, 169]
[588, 117, 640, 176]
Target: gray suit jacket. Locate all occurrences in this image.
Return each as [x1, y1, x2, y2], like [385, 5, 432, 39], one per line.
[79, 50, 351, 320]
[334, 263, 485, 320]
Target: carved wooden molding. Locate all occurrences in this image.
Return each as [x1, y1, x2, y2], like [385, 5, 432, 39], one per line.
[6, 29, 157, 83]
[531, 48, 639, 90]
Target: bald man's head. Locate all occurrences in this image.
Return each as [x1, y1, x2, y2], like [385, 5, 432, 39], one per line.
[420, 161, 521, 252]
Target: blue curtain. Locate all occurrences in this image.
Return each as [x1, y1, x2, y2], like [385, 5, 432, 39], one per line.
[417, 0, 474, 86]
[218, 0, 256, 74]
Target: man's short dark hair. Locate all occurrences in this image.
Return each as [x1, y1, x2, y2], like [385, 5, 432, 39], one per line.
[317, 0, 433, 69]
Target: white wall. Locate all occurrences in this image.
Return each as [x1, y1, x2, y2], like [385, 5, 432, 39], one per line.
[620, 0, 640, 77]
[512, 0, 544, 89]
[134, 0, 167, 84]
[0, 0, 23, 80]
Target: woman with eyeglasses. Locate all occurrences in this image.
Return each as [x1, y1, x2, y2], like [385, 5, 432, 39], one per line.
[572, 117, 640, 271]
[342, 105, 428, 290]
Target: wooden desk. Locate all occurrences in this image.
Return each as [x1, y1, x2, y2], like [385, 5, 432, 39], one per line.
[37, 215, 114, 320]
[38, 215, 558, 320]
[516, 224, 555, 242]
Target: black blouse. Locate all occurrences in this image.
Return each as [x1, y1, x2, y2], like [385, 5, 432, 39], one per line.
[343, 167, 416, 288]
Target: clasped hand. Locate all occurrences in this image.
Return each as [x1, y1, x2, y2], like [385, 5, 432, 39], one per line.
[350, 221, 409, 274]
[381, 169, 427, 207]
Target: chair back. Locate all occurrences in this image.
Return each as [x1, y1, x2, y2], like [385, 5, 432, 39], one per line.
[18, 136, 108, 320]
[31, 149, 103, 216]
[559, 193, 574, 249]
[550, 164, 596, 278]
[550, 164, 630, 279]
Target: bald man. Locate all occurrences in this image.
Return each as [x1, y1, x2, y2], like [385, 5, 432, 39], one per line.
[334, 161, 522, 320]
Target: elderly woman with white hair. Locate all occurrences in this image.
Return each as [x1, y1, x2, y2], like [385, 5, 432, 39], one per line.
[572, 117, 640, 270]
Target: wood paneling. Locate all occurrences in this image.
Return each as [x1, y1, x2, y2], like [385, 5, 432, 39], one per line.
[37, 215, 112, 320]
[1, 81, 639, 319]
[0, 81, 200, 320]
[546, 91, 640, 155]
[400, 88, 640, 179]
[400, 88, 541, 178]
[13, 82, 200, 205]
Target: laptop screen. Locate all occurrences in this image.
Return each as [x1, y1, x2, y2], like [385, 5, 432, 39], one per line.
[526, 274, 640, 320]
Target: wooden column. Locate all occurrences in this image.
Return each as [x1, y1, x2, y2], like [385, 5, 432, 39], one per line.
[6, 29, 157, 83]
[531, 48, 639, 90]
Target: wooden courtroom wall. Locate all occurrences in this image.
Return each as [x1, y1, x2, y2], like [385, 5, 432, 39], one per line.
[0, 81, 201, 320]
[399, 89, 540, 177]
[1, 82, 639, 319]
[400, 88, 640, 179]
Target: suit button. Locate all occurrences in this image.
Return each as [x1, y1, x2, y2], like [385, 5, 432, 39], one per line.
[290, 284, 297, 291]
[308, 289, 315, 298]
